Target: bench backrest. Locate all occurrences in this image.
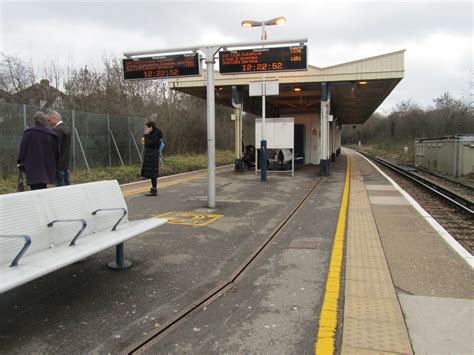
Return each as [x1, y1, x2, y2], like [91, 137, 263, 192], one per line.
[0, 180, 128, 266]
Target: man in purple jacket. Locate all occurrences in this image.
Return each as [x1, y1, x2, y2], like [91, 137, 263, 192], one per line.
[17, 112, 59, 190]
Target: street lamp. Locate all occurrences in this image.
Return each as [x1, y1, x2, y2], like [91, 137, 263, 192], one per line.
[241, 16, 286, 181]
[241, 16, 287, 40]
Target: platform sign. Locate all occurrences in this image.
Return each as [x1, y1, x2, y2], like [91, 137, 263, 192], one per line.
[219, 45, 307, 74]
[123, 53, 201, 80]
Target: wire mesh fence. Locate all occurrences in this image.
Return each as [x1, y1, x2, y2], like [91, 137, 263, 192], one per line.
[0, 102, 148, 177]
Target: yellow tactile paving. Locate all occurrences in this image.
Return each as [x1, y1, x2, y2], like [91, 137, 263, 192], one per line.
[341, 151, 413, 355]
[314, 156, 351, 355]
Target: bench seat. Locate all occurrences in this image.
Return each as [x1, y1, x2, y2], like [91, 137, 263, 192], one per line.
[0, 180, 166, 294]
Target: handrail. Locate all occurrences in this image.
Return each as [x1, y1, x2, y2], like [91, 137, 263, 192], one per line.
[92, 208, 127, 231]
[0, 235, 32, 267]
[47, 219, 88, 246]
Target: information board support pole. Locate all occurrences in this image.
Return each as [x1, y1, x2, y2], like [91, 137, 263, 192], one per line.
[202, 46, 221, 208]
[261, 81, 267, 182]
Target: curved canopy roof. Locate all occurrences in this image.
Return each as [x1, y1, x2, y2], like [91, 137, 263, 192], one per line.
[169, 49, 405, 125]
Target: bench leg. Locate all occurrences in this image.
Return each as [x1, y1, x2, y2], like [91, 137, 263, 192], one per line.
[107, 243, 133, 270]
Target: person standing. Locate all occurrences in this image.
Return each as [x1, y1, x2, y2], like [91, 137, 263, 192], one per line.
[47, 110, 72, 186]
[17, 111, 59, 190]
[141, 121, 163, 196]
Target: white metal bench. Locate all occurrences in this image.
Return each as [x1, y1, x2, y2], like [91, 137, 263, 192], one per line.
[0, 180, 167, 294]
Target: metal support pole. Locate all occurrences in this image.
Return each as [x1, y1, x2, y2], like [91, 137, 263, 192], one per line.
[260, 25, 268, 182]
[107, 115, 111, 166]
[108, 128, 125, 167]
[202, 46, 221, 208]
[337, 126, 342, 155]
[72, 110, 76, 170]
[261, 86, 267, 182]
[130, 129, 143, 163]
[320, 82, 330, 176]
[107, 243, 132, 269]
[234, 107, 242, 171]
[206, 57, 216, 208]
[331, 121, 336, 162]
[74, 127, 90, 174]
[240, 108, 243, 162]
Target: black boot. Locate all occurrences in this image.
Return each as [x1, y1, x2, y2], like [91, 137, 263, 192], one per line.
[145, 188, 157, 196]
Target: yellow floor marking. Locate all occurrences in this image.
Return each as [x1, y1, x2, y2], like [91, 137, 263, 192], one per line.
[122, 173, 208, 197]
[314, 157, 350, 355]
[156, 211, 223, 226]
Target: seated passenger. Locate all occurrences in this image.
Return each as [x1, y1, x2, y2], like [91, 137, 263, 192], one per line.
[242, 145, 255, 169]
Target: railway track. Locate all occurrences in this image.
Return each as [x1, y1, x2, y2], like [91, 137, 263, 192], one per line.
[359, 151, 474, 255]
[123, 177, 322, 354]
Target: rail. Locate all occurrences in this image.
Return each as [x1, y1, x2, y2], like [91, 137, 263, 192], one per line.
[358, 151, 473, 214]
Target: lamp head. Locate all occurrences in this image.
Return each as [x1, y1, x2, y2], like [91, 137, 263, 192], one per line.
[241, 20, 263, 28]
[265, 16, 287, 26]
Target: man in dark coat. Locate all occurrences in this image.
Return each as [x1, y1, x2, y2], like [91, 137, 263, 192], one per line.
[47, 110, 71, 186]
[17, 112, 59, 190]
[141, 121, 163, 196]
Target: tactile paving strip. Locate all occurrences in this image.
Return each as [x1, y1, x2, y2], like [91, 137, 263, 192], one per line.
[341, 152, 413, 355]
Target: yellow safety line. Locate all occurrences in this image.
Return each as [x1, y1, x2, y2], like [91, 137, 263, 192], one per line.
[122, 173, 208, 197]
[314, 156, 350, 355]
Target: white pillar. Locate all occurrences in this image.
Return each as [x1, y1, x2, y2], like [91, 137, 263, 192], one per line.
[202, 46, 221, 208]
[320, 82, 330, 175]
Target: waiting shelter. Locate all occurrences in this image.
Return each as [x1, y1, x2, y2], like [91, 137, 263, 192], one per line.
[168, 49, 405, 174]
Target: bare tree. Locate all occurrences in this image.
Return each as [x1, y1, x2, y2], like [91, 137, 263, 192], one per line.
[0, 53, 36, 93]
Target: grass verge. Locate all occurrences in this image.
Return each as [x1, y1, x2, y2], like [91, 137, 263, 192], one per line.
[0, 150, 235, 195]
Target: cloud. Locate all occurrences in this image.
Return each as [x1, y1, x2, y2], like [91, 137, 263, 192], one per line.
[1, 0, 472, 112]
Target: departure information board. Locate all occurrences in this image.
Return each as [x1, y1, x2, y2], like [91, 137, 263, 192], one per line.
[123, 53, 201, 80]
[219, 46, 307, 74]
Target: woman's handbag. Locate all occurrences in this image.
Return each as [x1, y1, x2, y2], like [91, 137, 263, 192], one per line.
[17, 168, 25, 192]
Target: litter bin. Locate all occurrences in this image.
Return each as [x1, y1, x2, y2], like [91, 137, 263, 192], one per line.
[234, 159, 243, 172]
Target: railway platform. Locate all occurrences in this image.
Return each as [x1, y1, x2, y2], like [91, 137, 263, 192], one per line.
[0, 150, 472, 354]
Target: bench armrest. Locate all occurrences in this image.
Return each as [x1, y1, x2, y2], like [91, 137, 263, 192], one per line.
[0, 235, 32, 267]
[92, 208, 127, 231]
[47, 219, 88, 246]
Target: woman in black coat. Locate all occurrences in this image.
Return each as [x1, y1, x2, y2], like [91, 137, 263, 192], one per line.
[141, 121, 163, 196]
[17, 111, 59, 190]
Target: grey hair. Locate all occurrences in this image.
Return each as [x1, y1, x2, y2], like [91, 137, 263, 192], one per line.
[33, 111, 48, 126]
[47, 109, 61, 120]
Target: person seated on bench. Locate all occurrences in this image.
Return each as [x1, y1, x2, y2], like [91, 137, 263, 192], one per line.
[242, 145, 256, 170]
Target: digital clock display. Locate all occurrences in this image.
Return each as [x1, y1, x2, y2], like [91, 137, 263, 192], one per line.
[123, 53, 201, 80]
[219, 45, 307, 74]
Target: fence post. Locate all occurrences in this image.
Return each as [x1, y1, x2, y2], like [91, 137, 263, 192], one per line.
[74, 127, 91, 174]
[130, 128, 143, 163]
[22, 105, 27, 130]
[72, 110, 76, 170]
[108, 128, 125, 167]
[107, 114, 111, 166]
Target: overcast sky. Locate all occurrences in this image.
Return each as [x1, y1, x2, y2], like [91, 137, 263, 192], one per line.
[1, 0, 472, 113]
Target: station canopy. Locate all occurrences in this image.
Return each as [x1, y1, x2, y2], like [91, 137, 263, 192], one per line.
[168, 50, 405, 125]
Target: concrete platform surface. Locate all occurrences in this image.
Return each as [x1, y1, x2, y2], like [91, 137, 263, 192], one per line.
[399, 294, 474, 355]
[1, 151, 472, 354]
[0, 163, 343, 354]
